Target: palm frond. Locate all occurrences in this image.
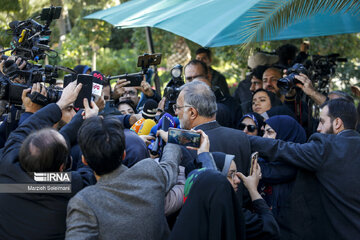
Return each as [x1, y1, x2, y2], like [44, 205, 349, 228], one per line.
[240, 0, 360, 51]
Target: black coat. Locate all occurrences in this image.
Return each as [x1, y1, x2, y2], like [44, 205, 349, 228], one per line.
[193, 120, 251, 236]
[194, 121, 251, 177]
[249, 130, 360, 240]
[0, 103, 95, 240]
[169, 170, 244, 240]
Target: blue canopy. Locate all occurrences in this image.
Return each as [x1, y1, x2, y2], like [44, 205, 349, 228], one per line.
[85, 0, 360, 47]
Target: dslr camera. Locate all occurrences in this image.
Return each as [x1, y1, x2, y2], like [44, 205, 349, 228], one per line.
[277, 63, 308, 94]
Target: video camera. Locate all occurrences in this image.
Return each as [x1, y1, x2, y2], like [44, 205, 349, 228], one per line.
[0, 6, 77, 106]
[5, 6, 61, 61]
[308, 54, 347, 93]
[277, 54, 347, 95]
[163, 64, 184, 115]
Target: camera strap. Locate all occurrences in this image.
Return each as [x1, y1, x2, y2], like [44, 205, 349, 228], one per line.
[28, 92, 48, 106]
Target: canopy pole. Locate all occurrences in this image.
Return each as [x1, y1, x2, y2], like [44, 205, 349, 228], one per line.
[145, 27, 161, 96]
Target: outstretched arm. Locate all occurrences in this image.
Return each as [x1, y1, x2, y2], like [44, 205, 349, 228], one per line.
[249, 134, 326, 172]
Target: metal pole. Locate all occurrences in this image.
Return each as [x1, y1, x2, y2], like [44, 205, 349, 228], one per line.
[145, 27, 161, 96]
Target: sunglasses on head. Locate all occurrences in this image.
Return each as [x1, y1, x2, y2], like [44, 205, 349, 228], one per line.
[238, 123, 257, 133]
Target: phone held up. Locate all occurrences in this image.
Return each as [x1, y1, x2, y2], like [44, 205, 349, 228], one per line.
[167, 128, 201, 148]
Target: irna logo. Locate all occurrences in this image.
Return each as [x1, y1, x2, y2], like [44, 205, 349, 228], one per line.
[33, 172, 71, 182]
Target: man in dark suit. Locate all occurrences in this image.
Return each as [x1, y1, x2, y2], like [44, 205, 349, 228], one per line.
[173, 80, 249, 240]
[175, 80, 251, 177]
[249, 98, 360, 240]
[0, 81, 97, 240]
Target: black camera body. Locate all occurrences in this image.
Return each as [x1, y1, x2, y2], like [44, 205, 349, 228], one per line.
[277, 63, 308, 94]
[164, 64, 184, 115]
[7, 6, 61, 61]
[0, 6, 66, 106]
[308, 54, 347, 93]
[0, 76, 63, 106]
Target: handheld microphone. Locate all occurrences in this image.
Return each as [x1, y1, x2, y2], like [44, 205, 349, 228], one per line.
[150, 114, 173, 155]
[138, 119, 156, 135]
[130, 118, 145, 134]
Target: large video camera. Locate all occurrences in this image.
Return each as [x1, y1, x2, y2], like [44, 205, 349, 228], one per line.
[0, 6, 76, 106]
[307, 54, 347, 93]
[6, 6, 61, 61]
[163, 64, 184, 115]
[277, 54, 347, 95]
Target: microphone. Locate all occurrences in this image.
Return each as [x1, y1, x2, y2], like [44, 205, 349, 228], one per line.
[91, 71, 105, 98]
[130, 118, 145, 134]
[150, 113, 175, 155]
[138, 119, 156, 136]
[9, 21, 19, 30]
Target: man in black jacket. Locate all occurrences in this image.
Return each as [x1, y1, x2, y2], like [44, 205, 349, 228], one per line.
[249, 98, 360, 240]
[0, 81, 97, 240]
[175, 80, 251, 185]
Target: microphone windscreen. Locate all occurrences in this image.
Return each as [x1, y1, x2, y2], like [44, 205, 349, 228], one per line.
[130, 118, 145, 134]
[9, 21, 19, 30]
[150, 124, 158, 137]
[138, 119, 156, 135]
[157, 113, 176, 130]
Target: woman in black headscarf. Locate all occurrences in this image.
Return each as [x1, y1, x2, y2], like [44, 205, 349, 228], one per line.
[169, 170, 244, 240]
[177, 151, 279, 240]
[259, 115, 307, 220]
[237, 112, 265, 136]
[212, 152, 280, 240]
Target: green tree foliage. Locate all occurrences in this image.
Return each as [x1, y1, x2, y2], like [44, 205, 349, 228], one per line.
[0, 0, 358, 94]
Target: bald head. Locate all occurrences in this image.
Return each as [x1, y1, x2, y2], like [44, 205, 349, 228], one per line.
[19, 128, 68, 172]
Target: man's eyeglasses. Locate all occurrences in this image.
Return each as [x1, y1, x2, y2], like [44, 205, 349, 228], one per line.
[185, 75, 204, 81]
[172, 104, 193, 112]
[238, 123, 257, 133]
[123, 91, 137, 96]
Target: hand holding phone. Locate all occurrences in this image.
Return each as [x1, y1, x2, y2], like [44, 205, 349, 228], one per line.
[74, 74, 93, 108]
[167, 128, 201, 149]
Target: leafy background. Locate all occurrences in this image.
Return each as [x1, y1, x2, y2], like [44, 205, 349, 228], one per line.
[1, 0, 359, 96]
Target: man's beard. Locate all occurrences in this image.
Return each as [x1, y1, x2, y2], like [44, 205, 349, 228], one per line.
[325, 125, 335, 134]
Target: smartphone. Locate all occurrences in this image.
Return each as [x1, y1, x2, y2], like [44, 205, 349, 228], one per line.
[126, 74, 143, 87]
[74, 74, 93, 108]
[250, 152, 259, 175]
[167, 128, 201, 148]
[137, 53, 162, 68]
[63, 74, 77, 88]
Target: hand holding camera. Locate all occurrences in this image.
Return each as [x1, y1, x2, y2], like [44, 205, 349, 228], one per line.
[21, 83, 47, 113]
[237, 158, 262, 201]
[294, 73, 316, 96]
